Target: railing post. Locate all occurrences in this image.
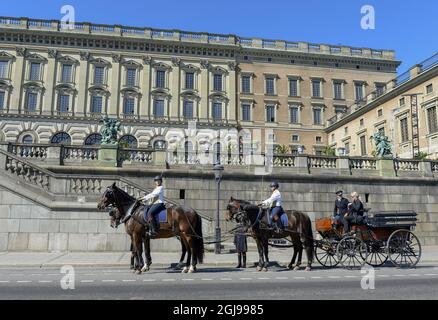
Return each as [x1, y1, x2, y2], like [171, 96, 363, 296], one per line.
[377, 158, 396, 177]
[419, 161, 434, 177]
[295, 155, 309, 174]
[337, 157, 351, 175]
[152, 150, 166, 167]
[46, 145, 62, 165]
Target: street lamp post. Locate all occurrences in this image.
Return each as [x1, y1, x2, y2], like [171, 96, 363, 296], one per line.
[213, 163, 224, 254]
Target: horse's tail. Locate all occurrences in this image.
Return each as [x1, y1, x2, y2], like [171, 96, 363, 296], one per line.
[193, 212, 205, 264]
[305, 214, 314, 262]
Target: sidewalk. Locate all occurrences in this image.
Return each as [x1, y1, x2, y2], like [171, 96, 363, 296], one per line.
[0, 246, 437, 268]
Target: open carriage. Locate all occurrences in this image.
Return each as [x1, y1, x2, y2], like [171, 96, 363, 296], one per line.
[314, 210, 422, 269]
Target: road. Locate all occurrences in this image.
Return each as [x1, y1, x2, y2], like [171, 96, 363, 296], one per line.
[1, 263, 438, 300]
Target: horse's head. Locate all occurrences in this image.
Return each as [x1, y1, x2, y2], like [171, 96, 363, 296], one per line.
[97, 182, 117, 210]
[225, 197, 245, 222]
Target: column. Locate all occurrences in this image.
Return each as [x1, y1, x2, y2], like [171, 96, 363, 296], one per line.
[169, 58, 181, 121]
[199, 61, 209, 122]
[76, 52, 90, 117]
[108, 55, 121, 117]
[10, 48, 26, 113]
[227, 62, 237, 124]
[140, 56, 151, 120]
[42, 50, 57, 115]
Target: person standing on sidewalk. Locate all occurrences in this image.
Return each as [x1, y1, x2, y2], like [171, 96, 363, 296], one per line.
[234, 223, 248, 268]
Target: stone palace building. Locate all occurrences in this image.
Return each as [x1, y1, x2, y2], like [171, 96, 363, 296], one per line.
[0, 16, 400, 156]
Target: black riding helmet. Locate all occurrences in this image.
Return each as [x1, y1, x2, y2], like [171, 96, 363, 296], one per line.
[154, 175, 163, 183]
[270, 181, 279, 189]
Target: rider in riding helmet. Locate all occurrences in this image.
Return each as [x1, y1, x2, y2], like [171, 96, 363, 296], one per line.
[142, 176, 166, 237]
[258, 181, 285, 232]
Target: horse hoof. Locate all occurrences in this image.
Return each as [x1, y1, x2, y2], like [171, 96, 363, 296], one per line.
[136, 270, 142, 275]
[182, 267, 189, 274]
[141, 266, 150, 273]
[305, 267, 312, 272]
[293, 266, 300, 271]
[188, 266, 196, 273]
[262, 268, 268, 272]
[256, 266, 262, 272]
[288, 264, 293, 270]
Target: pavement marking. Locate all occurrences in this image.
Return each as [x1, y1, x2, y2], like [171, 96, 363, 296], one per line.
[328, 276, 341, 279]
[239, 278, 253, 280]
[102, 280, 116, 283]
[83, 274, 97, 276]
[0, 280, 10, 283]
[122, 280, 136, 283]
[424, 274, 438, 276]
[38, 280, 53, 283]
[17, 280, 32, 283]
[201, 278, 213, 281]
[220, 278, 233, 281]
[311, 276, 322, 279]
[377, 275, 390, 278]
[182, 279, 194, 281]
[275, 277, 288, 280]
[293, 277, 306, 280]
[162, 279, 176, 282]
[80, 280, 94, 283]
[143, 279, 156, 282]
[408, 274, 421, 277]
[257, 277, 270, 280]
[344, 276, 359, 278]
[394, 274, 406, 277]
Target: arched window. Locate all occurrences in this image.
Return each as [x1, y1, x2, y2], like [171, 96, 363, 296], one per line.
[184, 141, 194, 163]
[84, 133, 102, 146]
[50, 132, 71, 145]
[22, 134, 34, 144]
[153, 140, 166, 150]
[119, 135, 138, 148]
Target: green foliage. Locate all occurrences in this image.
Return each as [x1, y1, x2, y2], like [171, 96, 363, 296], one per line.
[415, 151, 429, 160]
[322, 146, 336, 157]
[274, 145, 291, 155]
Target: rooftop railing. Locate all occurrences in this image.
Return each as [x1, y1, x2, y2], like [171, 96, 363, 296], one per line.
[0, 16, 397, 59]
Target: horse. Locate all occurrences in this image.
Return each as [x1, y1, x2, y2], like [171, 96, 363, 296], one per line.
[108, 207, 188, 271]
[98, 183, 204, 274]
[225, 197, 314, 272]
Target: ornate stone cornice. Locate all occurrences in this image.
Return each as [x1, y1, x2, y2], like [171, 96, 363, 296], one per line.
[171, 57, 181, 67]
[142, 55, 153, 65]
[112, 54, 122, 63]
[200, 59, 210, 69]
[80, 51, 91, 61]
[48, 49, 59, 59]
[15, 47, 27, 57]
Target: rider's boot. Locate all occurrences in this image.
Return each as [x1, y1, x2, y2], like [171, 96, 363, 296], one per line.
[236, 253, 242, 268]
[148, 218, 159, 237]
[242, 253, 247, 268]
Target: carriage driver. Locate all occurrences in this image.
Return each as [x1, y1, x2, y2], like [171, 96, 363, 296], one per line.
[142, 176, 166, 237]
[258, 181, 285, 232]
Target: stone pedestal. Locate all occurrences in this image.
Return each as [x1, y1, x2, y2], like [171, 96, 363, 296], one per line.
[46, 146, 62, 165]
[378, 158, 396, 177]
[153, 150, 167, 167]
[98, 144, 118, 167]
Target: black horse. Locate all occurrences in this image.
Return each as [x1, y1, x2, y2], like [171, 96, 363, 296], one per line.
[226, 197, 314, 271]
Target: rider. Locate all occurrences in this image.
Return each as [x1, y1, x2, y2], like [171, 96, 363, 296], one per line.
[142, 176, 166, 237]
[258, 181, 285, 232]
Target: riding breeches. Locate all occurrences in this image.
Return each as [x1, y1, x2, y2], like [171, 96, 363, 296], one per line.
[269, 206, 284, 225]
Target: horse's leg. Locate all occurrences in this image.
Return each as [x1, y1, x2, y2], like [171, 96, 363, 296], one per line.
[186, 236, 197, 273]
[141, 236, 152, 273]
[177, 238, 187, 270]
[304, 239, 313, 271]
[180, 235, 191, 274]
[129, 241, 135, 270]
[294, 242, 303, 271]
[132, 233, 143, 275]
[289, 237, 298, 270]
[255, 237, 264, 272]
[262, 238, 269, 272]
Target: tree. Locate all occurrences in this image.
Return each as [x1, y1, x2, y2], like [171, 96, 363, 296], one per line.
[322, 146, 336, 156]
[274, 145, 291, 155]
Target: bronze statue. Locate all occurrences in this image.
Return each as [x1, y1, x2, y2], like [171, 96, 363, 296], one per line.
[371, 132, 393, 158]
[100, 116, 121, 145]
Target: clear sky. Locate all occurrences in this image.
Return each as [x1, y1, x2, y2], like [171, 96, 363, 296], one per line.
[2, 0, 437, 72]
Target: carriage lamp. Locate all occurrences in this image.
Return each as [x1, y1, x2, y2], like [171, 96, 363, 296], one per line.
[213, 164, 224, 254]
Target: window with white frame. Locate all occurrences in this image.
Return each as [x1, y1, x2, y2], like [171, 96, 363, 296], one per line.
[156, 70, 166, 88]
[291, 134, 300, 142]
[266, 105, 276, 122]
[344, 142, 350, 155]
[212, 102, 222, 120]
[213, 74, 223, 91]
[354, 82, 365, 101]
[57, 94, 70, 113]
[427, 106, 438, 134]
[126, 68, 137, 87]
[91, 95, 103, 114]
[333, 81, 344, 100]
[93, 66, 105, 85]
[312, 79, 322, 98]
[289, 105, 299, 124]
[241, 75, 251, 94]
[29, 62, 41, 81]
[185, 72, 195, 90]
[183, 100, 194, 119]
[289, 79, 299, 97]
[360, 135, 367, 156]
[153, 99, 165, 118]
[400, 97, 405, 106]
[61, 64, 73, 83]
[123, 97, 135, 115]
[265, 77, 275, 95]
[25, 91, 38, 111]
[241, 103, 251, 121]
[0, 90, 5, 110]
[0, 61, 9, 79]
[313, 107, 323, 125]
[316, 136, 323, 143]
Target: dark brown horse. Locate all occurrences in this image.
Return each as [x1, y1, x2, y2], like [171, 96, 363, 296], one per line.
[98, 183, 204, 274]
[225, 197, 314, 271]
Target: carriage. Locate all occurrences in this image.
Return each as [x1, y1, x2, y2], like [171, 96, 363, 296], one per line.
[314, 210, 422, 269]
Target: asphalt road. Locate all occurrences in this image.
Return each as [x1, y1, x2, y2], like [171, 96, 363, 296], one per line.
[1, 264, 438, 300]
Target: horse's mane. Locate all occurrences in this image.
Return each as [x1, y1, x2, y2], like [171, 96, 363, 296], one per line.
[113, 185, 135, 203]
[233, 198, 259, 214]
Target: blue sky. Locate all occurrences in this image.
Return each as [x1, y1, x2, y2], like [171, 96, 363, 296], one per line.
[2, 0, 437, 72]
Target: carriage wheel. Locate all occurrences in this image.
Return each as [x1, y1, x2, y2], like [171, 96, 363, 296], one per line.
[364, 242, 388, 267]
[315, 239, 339, 268]
[336, 236, 368, 270]
[387, 230, 422, 268]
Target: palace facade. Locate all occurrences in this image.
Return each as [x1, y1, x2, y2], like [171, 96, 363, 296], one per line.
[0, 17, 400, 155]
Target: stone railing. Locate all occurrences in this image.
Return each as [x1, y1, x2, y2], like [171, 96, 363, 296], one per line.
[394, 159, 421, 172]
[0, 16, 397, 60]
[62, 145, 99, 161]
[118, 148, 153, 164]
[349, 157, 377, 170]
[431, 161, 438, 172]
[8, 143, 48, 160]
[271, 155, 296, 167]
[308, 156, 337, 169]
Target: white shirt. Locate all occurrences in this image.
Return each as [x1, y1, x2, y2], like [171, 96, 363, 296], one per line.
[262, 189, 282, 208]
[143, 186, 164, 204]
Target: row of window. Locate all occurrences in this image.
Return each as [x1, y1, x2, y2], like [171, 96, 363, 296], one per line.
[240, 74, 384, 101]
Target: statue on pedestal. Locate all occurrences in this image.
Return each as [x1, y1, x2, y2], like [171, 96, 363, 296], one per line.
[100, 116, 121, 145]
[371, 132, 393, 158]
